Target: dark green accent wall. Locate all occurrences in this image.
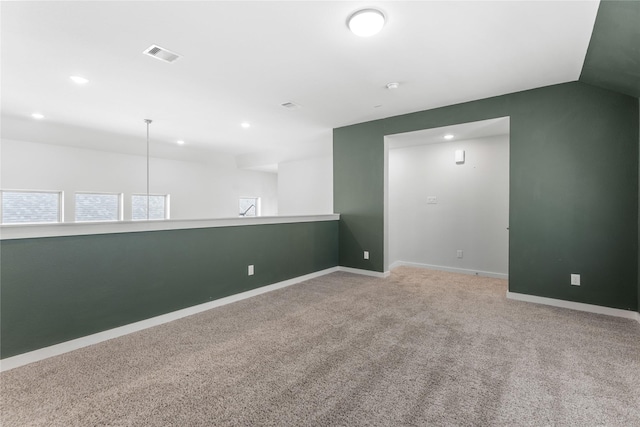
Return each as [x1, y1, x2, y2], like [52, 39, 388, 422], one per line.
[334, 82, 639, 311]
[0, 220, 339, 358]
[580, 0, 640, 98]
[333, 120, 385, 272]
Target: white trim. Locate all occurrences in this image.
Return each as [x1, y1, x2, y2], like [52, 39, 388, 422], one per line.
[389, 260, 508, 280]
[337, 266, 390, 278]
[0, 214, 340, 240]
[0, 266, 339, 372]
[507, 291, 640, 322]
[634, 312, 640, 324]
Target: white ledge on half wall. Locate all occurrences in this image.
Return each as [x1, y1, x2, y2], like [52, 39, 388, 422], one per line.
[0, 214, 340, 240]
[507, 291, 640, 324]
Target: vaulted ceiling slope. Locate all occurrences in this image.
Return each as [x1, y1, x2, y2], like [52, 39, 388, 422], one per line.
[580, 0, 640, 98]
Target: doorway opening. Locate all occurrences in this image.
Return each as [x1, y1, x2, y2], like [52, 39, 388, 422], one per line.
[384, 117, 510, 278]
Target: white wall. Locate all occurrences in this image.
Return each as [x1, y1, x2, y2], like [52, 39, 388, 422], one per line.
[232, 169, 278, 217]
[277, 156, 333, 215]
[388, 135, 509, 276]
[0, 139, 277, 221]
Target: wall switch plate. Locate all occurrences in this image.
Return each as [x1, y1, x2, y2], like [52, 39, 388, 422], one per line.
[456, 250, 463, 259]
[570, 274, 580, 286]
[427, 196, 437, 204]
[364, 251, 369, 260]
[248, 265, 254, 276]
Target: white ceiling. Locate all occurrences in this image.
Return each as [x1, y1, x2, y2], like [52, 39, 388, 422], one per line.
[387, 116, 509, 150]
[0, 1, 599, 168]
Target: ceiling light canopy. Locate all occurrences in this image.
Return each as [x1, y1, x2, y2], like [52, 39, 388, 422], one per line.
[241, 122, 251, 129]
[444, 134, 454, 140]
[177, 140, 185, 145]
[31, 113, 44, 119]
[70, 75, 89, 85]
[348, 9, 385, 37]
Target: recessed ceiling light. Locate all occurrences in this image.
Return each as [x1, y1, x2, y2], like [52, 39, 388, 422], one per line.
[31, 113, 44, 119]
[241, 122, 251, 129]
[348, 9, 385, 37]
[444, 134, 454, 140]
[177, 140, 185, 145]
[70, 75, 89, 85]
[386, 82, 399, 90]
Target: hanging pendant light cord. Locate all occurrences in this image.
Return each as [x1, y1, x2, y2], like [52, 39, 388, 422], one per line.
[145, 119, 152, 221]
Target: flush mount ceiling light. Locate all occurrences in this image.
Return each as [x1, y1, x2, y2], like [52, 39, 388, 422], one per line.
[241, 122, 251, 129]
[444, 134, 454, 140]
[386, 82, 399, 90]
[348, 9, 385, 37]
[31, 113, 44, 119]
[177, 140, 185, 145]
[69, 75, 89, 85]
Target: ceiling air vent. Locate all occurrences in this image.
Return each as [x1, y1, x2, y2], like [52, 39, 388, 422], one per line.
[143, 45, 181, 63]
[281, 101, 301, 110]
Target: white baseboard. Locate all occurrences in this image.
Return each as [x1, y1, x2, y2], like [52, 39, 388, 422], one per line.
[0, 266, 340, 372]
[507, 291, 640, 323]
[389, 260, 508, 280]
[337, 266, 390, 278]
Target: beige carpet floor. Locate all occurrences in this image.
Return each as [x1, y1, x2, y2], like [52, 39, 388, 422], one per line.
[1, 267, 639, 426]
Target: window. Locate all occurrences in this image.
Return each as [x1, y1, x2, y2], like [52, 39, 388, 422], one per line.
[1, 190, 62, 224]
[239, 197, 259, 217]
[132, 194, 169, 220]
[75, 193, 122, 222]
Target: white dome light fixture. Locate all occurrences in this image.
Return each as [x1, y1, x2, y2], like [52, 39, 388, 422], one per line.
[348, 9, 385, 37]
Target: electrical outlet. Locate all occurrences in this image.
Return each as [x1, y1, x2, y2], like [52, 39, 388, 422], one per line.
[248, 265, 254, 276]
[570, 274, 580, 286]
[456, 250, 463, 259]
[364, 251, 369, 260]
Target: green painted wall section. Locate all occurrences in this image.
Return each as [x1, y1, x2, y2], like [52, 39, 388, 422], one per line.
[0, 220, 339, 358]
[580, 0, 640, 98]
[334, 82, 639, 311]
[333, 120, 385, 272]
